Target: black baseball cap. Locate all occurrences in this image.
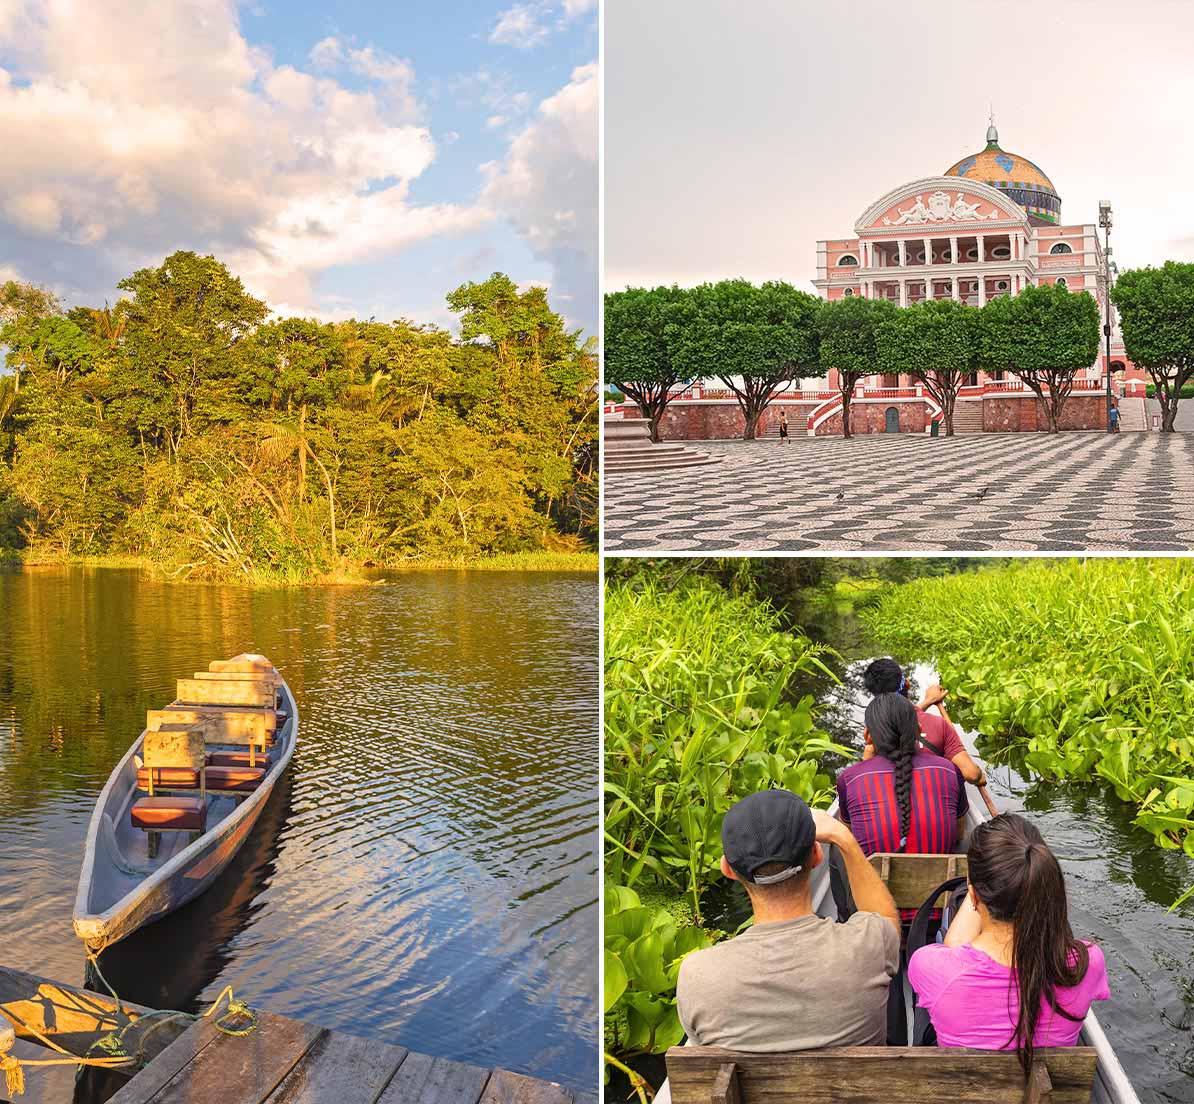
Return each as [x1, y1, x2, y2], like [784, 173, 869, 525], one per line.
[722, 789, 817, 885]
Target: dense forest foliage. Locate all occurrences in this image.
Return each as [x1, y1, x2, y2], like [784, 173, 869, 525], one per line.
[0, 253, 597, 581]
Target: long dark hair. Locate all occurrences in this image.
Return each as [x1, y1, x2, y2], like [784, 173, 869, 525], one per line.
[863, 692, 919, 848]
[967, 814, 1090, 1074]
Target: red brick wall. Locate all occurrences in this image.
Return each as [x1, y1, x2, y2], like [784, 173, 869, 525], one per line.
[815, 402, 929, 437]
[982, 395, 1107, 432]
[644, 401, 820, 440]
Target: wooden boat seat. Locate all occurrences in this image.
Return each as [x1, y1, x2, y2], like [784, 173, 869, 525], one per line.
[130, 796, 207, 833]
[666, 1045, 1098, 1104]
[869, 852, 969, 910]
[204, 764, 266, 791]
[206, 750, 269, 769]
[136, 765, 201, 790]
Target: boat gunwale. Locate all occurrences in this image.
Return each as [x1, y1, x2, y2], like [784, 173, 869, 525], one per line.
[72, 673, 299, 940]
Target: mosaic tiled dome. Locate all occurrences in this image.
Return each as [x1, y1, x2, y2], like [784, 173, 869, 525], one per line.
[944, 121, 1060, 225]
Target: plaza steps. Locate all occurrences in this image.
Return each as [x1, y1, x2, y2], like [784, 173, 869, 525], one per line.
[604, 414, 721, 473]
[1118, 396, 1148, 431]
[949, 401, 985, 434]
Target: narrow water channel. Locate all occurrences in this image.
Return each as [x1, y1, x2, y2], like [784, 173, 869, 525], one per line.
[0, 566, 598, 1103]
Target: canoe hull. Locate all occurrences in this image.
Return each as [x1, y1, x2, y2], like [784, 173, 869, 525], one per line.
[73, 673, 298, 950]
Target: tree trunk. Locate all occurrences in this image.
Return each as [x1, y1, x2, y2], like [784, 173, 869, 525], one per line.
[1162, 394, 1178, 432]
[741, 397, 760, 441]
[840, 388, 853, 439]
[944, 409, 954, 436]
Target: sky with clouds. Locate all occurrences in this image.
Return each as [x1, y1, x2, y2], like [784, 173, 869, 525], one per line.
[0, 0, 597, 333]
[605, 0, 1194, 293]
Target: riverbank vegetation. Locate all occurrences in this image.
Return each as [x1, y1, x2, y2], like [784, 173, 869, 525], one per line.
[0, 255, 597, 584]
[604, 566, 847, 1073]
[866, 558, 1194, 902]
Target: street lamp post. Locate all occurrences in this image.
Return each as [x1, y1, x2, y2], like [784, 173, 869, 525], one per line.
[1099, 199, 1114, 434]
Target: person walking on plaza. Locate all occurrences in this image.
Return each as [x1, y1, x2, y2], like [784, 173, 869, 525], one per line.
[778, 411, 789, 443]
[1110, 396, 1120, 433]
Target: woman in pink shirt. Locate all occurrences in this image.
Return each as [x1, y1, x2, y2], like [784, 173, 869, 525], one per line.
[908, 813, 1109, 1073]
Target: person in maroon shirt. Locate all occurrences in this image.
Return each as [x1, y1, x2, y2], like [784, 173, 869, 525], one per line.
[861, 658, 986, 787]
[837, 693, 969, 859]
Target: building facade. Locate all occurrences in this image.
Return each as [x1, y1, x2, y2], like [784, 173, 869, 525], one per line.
[628, 122, 1146, 439]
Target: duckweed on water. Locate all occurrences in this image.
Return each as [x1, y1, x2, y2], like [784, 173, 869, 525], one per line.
[865, 558, 1194, 907]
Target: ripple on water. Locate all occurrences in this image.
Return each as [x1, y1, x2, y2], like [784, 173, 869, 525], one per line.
[0, 568, 598, 1103]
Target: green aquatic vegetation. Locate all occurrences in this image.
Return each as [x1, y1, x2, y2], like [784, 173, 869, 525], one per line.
[865, 558, 1194, 872]
[605, 575, 847, 919]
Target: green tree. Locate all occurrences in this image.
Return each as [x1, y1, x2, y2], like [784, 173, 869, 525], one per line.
[677, 280, 822, 440]
[818, 297, 897, 439]
[977, 284, 1100, 433]
[603, 285, 691, 442]
[116, 251, 268, 452]
[1111, 262, 1194, 433]
[876, 298, 977, 436]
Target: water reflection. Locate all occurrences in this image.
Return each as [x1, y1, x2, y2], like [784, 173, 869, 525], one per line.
[0, 567, 598, 1103]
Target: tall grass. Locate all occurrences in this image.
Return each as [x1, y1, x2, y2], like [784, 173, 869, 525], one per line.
[866, 558, 1194, 898]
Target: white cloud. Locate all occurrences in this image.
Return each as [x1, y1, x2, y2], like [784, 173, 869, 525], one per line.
[561, 0, 596, 17]
[482, 62, 597, 328]
[0, 0, 487, 313]
[489, 3, 550, 48]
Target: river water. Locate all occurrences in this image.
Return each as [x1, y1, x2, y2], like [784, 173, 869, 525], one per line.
[790, 594, 1194, 1104]
[0, 566, 598, 1103]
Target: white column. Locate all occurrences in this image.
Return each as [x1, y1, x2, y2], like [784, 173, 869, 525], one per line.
[949, 235, 958, 264]
[924, 237, 932, 267]
[978, 277, 987, 307]
[899, 279, 907, 307]
[898, 239, 906, 268]
[977, 235, 985, 263]
[951, 275, 959, 301]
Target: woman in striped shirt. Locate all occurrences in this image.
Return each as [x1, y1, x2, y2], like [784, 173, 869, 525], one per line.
[837, 693, 968, 858]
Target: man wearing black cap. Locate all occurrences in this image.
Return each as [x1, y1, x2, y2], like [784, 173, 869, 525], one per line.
[675, 789, 900, 1051]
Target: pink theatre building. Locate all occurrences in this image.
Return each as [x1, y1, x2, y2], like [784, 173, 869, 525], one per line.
[642, 123, 1145, 440]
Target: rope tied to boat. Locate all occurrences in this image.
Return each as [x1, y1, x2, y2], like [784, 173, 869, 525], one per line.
[0, 1017, 138, 1098]
[203, 986, 259, 1037]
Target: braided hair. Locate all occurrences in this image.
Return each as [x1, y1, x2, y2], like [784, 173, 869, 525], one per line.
[864, 692, 920, 849]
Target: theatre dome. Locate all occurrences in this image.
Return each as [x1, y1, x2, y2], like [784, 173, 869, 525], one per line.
[944, 120, 1060, 225]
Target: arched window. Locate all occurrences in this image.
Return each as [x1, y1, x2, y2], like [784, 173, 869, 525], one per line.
[1049, 242, 1073, 255]
[1055, 277, 1067, 288]
[838, 254, 858, 266]
[996, 280, 1010, 292]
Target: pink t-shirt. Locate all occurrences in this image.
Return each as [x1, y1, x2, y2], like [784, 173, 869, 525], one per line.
[916, 708, 964, 761]
[908, 942, 1109, 1050]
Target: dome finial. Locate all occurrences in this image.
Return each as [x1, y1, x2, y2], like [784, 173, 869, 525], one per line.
[986, 106, 999, 147]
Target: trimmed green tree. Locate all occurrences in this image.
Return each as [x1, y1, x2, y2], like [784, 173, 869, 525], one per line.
[1110, 262, 1194, 433]
[876, 298, 977, 436]
[675, 280, 822, 440]
[818, 297, 897, 439]
[604, 286, 692, 442]
[977, 283, 1100, 433]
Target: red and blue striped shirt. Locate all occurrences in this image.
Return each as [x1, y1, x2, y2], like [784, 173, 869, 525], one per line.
[836, 749, 968, 856]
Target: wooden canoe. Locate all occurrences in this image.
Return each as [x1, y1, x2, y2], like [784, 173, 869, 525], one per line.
[73, 657, 298, 950]
[813, 765, 1140, 1104]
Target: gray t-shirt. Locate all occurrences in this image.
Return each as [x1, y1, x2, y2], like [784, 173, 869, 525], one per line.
[676, 911, 900, 1051]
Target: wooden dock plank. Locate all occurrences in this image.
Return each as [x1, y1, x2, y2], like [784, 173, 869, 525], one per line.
[127, 1011, 324, 1104]
[479, 1068, 575, 1104]
[263, 1030, 410, 1104]
[376, 1051, 492, 1104]
[106, 1016, 224, 1104]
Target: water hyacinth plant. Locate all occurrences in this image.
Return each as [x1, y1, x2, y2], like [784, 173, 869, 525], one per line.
[864, 558, 1194, 904]
[604, 573, 849, 1073]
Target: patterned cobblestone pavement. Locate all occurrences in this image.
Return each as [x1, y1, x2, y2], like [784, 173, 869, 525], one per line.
[603, 432, 1194, 552]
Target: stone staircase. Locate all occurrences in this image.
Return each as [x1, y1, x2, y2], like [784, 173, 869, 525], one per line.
[604, 414, 721, 473]
[1118, 396, 1147, 431]
[950, 401, 985, 434]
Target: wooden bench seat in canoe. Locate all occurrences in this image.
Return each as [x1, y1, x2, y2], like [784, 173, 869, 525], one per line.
[176, 677, 277, 709]
[208, 653, 276, 674]
[666, 1045, 1098, 1104]
[193, 669, 283, 687]
[129, 796, 207, 833]
[136, 763, 265, 793]
[149, 705, 278, 744]
[868, 852, 969, 910]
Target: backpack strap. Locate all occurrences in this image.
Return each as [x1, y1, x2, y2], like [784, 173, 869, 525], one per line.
[904, 874, 969, 1045]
